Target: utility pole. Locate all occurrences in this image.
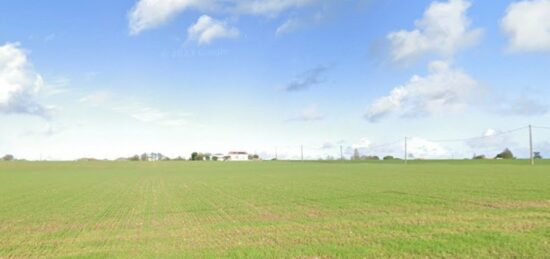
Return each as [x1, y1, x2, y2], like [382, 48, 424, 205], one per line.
[529, 125, 534, 166]
[404, 137, 408, 164]
[275, 147, 278, 160]
[301, 145, 304, 161]
[340, 145, 343, 161]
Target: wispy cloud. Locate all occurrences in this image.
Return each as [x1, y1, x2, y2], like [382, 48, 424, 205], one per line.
[20, 123, 67, 138]
[285, 64, 331, 92]
[128, 0, 326, 35]
[79, 91, 112, 106]
[276, 12, 324, 36]
[114, 103, 192, 127]
[493, 94, 549, 116]
[79, 91, 193, 128]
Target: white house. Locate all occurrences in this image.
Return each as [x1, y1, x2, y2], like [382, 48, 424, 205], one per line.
[228, 151, 249, 161]
[212, 153, 226, 161]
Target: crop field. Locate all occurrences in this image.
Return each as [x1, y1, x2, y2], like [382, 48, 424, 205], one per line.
[0, 160, 549, 258]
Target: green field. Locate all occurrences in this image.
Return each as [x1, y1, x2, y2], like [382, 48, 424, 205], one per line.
[0, 161, 549, 258]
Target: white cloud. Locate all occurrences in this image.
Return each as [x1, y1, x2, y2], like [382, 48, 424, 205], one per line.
[128, 0, 324, 35]
[0, 42, 49, 117]
[387, 0, 482, 63]
[276, 12, 323, 35]
[128, 0, 213, 35]
[276, 18, 304, 36]
[187, 15, 239, 45]
[501, 0, 550, 52]
[365, 61, 478, 122]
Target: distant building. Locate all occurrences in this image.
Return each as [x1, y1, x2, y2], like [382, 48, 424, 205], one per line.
[228, 151, 248, 161]
[212, 153, 226, 161]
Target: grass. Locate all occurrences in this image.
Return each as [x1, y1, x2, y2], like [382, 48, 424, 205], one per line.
[0, 160, 549, 258]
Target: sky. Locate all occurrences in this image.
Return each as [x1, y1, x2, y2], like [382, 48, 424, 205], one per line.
[1, 0, 550, 160]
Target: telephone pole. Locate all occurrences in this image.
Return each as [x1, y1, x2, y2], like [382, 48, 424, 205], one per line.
[404, 137, 408, 164]
[301, 145, 304, 161]
[340, 145, 343, 161]
[275, 147, 278, 160]
[529, 125, 534, 165]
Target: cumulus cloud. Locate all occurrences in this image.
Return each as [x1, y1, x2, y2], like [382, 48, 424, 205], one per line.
[285, 65, 330, 92]
[0, 42, 49, 117]
[365, 61, 478, 122]
[501, 0, 550, 52]
[187, 15, 239, 45]
[128, 0, 323, 35]
[387, 0, 482, 63]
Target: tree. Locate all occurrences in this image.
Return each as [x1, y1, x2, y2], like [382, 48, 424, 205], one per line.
[495, 148, 515, 159]
[128, 155, 140, 161]
[190, 152, 204, 161]
[352, 149, 360, 160]
[383, 156, 395, 160]
[473, 154, 486, 160]
[2, 154, 14, 161]
[140, 153, 149, 161]
[534, 152, 543, 159]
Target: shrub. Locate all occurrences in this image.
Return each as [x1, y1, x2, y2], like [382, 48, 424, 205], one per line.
[495, 148, 515, 160]
[473, 154, 486, 160]
[2, 154, 14, 161]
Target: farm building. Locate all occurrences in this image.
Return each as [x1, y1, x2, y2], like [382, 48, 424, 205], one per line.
[212, 153, 226, 161]
[228, 151, 249, 161]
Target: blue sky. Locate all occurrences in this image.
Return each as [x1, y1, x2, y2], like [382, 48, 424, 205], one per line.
[1, 0, 550, 160]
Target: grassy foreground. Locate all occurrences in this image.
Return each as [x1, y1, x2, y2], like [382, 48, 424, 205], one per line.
[0, 160, 549, 258]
